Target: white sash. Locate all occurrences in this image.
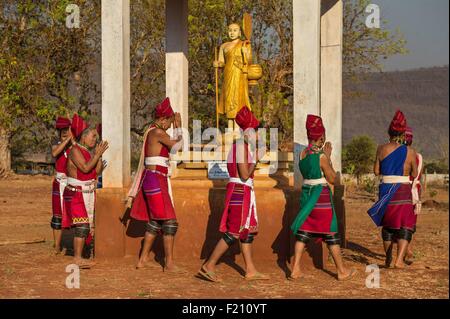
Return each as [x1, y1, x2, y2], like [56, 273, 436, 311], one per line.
[303, 177, 328, 186]
[145, 156, 170, 168]
[145, 156, 173, 206]
[381, 175, 411, 184]
[228, 177, 258, 231]
[55, 172, 68, 211]
[68, 178, 96, 228]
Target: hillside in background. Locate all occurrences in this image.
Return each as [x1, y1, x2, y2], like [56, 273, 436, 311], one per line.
[343, 66, 449, 159]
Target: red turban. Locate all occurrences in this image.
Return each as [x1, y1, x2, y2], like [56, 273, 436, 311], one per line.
[55, 117, 71, 130]
[306, 114, 325, 140]
[405, 126, 413, 145]
[389, 110, 407, 133]
[71, 114, 88, 139]
[235, 106, 260, 131]
[155, 97, 174, 118]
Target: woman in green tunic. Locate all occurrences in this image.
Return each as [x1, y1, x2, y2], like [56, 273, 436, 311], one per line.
[289, 115, 356, 281]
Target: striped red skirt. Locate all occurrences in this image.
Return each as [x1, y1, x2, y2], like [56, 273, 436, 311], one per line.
[299, 186, 335, 234]
[224, 184, 257, 237]
[382, 183, 416, 230]
[63, 188, 91, 226]
[142, 170, 176, 220]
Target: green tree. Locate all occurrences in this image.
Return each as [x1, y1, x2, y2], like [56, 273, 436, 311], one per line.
[0, 0, 100, 176]
[343, 135, 377, 184]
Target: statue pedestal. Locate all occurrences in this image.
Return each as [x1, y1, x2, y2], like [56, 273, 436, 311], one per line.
[95, 188, 127, 259]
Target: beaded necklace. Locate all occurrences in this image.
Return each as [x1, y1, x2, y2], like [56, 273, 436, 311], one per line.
[305, 143, 323, 155]
[390, 135, 405, 145]
[151, 121, 164, 130]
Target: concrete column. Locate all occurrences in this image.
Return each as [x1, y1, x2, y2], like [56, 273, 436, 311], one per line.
[293, 0, 321, 188]
[321, 0, 343, 172]
[96, 0, 130, 259]
[165, 0, 189, 129]
[101, 0, 131, 188]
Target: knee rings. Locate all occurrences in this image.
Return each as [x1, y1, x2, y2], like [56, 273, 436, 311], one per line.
[146, 219, 178, 236]
[397, 227, 413, 243]
[74, 224, 90, 238]
[323, 233, 341, 246]
[162, 220, 178, 236]
[296, 230, 341, 246]
[382, 227, 413, 243]
[240, 234, 255, 244]
[222, 232, 237, 246]
[50, 216, 62, 230]
[295, 230, 312, 244]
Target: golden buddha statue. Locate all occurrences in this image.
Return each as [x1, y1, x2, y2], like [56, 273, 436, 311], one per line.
[214, 23, 253, 129]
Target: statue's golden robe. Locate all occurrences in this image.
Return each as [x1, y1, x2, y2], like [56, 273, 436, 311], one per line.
[219, 40, 251, 119]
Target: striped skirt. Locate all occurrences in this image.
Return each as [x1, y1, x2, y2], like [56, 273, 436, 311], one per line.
[382, 183, 416, 230]
[142, 170, 176, 220]
[299, 186, 335, 234]
[225, 184, 257, 237]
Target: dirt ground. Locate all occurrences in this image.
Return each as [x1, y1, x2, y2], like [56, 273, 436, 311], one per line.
[0, 175, 448, 299]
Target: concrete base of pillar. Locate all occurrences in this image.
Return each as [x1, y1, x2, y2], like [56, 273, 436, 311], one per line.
[95, 188, 127, 259]
[94, 178, 346, 269]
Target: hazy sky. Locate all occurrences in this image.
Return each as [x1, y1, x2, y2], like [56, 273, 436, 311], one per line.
[373, 0, 449, 71]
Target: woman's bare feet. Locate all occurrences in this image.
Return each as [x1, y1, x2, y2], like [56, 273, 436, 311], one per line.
[394, 261, 406, 269]
[202, 263, 216, 275]
[244, 271, 270, 281]
[164, 262, 186, 274]
[288, 268, 305, 280]
[404, 249, 414, 265]
[136, 255, 154, 269]
[55, 247, 67, 257]
[198, 265, 221, 282]
[337, 268, 357, 281]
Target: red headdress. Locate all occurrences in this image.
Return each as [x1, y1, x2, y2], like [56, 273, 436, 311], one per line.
[71, 114, 88, 139]
[155, 97, 175, 118]
[55, 117, 71, 130]
[389, 110, 407, 133]
[306, 114, 325, 140]
[235, 106, 260, 131]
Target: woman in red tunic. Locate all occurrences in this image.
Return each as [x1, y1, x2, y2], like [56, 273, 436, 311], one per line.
[128, 98, 183, 272]
[64, 114, 108, 268]
[198, 106, 269, 282]
[50, 117, 74, 255]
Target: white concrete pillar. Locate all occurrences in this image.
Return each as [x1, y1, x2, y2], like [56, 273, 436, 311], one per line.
[165, 0, 189, 129]
[101, 0, 131, 188]
[321, 0, 343, 172]
[293, 0, 321, 188]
